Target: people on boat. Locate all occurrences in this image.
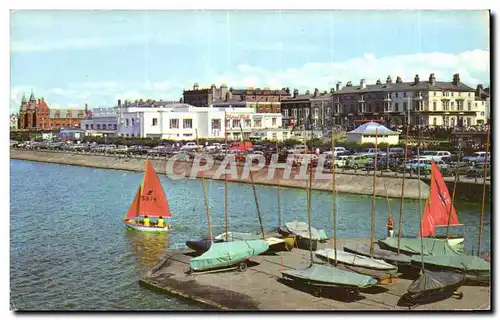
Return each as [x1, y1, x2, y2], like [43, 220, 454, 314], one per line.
[143, 216, 150, 227]
[157, 216, 165, 227]
[387, 216, 394, 238]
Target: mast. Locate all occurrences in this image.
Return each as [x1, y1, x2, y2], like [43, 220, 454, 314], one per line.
[307, 126, 314, 266]
[224, 111, 229, 241]
[276, 139, 281, 229]
[445, 124, 463, 238]
[238, 125, 265, 238]
[417, 117, 424, 270]
[397, 97, 411, 254]
[136, 185, 141, 218]
[369, 126, 379, 257]
[195, 129, 213, 241]
[477, 125, 490, 257]
[331, 128, 338, 265]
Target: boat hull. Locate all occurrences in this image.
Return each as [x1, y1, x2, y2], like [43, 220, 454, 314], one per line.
[125, 221, 171, 232]
[315, 248, 398, 271]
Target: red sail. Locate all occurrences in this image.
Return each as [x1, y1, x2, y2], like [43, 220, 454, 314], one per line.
[420, 161, 459, 236]
[123, 160, 171, 220]
[123, 186, 141, 221]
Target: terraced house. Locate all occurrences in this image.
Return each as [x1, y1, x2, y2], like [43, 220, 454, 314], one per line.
[280, 73, 486, 129]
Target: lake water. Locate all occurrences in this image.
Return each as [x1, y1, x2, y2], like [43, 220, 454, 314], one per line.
[10, 159, 491, 310]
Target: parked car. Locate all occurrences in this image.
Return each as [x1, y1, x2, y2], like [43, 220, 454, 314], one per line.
[180, 142, 201, 151]
[357, 148, 387, 158]
[345, 155, 371, 169]
[288, 145, 309, 154]
[462, 151, 490, 166]
[419, 150, 452, 162]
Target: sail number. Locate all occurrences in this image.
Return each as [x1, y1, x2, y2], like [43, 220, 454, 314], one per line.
[142, 196, 158, 201]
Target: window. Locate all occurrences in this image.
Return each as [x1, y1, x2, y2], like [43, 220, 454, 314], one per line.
[183, 119, 193, 129]
[272, 118, 277, 126]
[433, 91, 436, 96]
[85, 124, 89, 130]
[244, 119, 251, 127]
[97, 124, 101, 130]
[283, 109, 289, 117]
[403, 92, 407, 98]
[211, 119, 221, 130]
[169, 119, 178, 128]
[433, 101, 437, 111]
[126, 119, 129, 126]
[468, 92, 471, 97]
[395, 93, 399, 98]
[403, 102, 407, 112]
[113, 124, 117, 130]
[451, 102, 454, 110]
[131, 119, 135, 126]
[433, 117, 437, 126]
[102, 124, 106, 130]
[451, 92, 454, 97]
[292, 109, 297, 117]
[395, 103, 399, 112]
[153, 118, 159, 126]
[255, 119, 262, 127]
[272, 133, 277, 139]
[90, 124, 94, 129]
[468, 102, 472, 111]
[232, 119, 241, 128]
[481, 112, 485, 116]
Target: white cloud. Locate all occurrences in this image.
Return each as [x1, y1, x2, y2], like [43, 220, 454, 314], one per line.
[53, 87, 65, 95]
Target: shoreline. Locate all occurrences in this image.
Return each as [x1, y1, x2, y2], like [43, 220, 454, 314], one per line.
[10, 149, 490, 202]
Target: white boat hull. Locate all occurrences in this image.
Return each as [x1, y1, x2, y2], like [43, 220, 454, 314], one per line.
[445, 237, 465, 247]
[125, 221, 171, 232]
[315, 248, 397, 271]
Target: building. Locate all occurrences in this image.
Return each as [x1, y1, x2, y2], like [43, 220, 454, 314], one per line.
[183, 83, 291, 113]
[116, 103, 282, 141]
[475, 84, 490, 124]
[10, 113, 19, 131]
[18, 92, 86, 130]
[280, 88, 335, 130]
[80, 107, 118, 137]
[281, 73, 486, 128]
[346, 122, 400, 145]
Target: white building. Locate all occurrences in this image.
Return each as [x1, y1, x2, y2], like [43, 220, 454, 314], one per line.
[346, 122, 400, 145]
[80, 108, 118, 137]
[116, 104, 282, 141]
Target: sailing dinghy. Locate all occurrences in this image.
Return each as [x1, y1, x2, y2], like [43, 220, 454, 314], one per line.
[123, 160, 171, 232]
[213, 231, 295, 252]
[315, 248, 398, 271]
[410, 255, 490, 283]
[189, 240, 269, 273]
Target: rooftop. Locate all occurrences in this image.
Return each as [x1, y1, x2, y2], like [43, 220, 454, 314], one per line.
[348, 122, 400, 135]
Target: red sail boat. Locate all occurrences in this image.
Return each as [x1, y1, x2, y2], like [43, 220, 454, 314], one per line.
[420, 161, 464, 247]
[123, 160, 172, 232]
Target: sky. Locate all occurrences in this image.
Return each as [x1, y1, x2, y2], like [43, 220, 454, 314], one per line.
[10, 10, 490, 113]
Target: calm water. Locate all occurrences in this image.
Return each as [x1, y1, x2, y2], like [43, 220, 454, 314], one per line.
[10, 160, 491, 310]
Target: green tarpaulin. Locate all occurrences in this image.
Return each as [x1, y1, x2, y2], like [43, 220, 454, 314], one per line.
[412, 255, 490, 271]
[189, 240, 269, 271]
[378, 237, 462, 256]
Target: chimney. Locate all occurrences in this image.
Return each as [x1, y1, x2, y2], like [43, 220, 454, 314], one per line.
[453, 73, 460, 86]
[346, 81, 353, 87]
[336, 81, 342, 91]
[286, 87, 290, 94]
[414, 74, 420, 85]
[376, 79, 382, 85]
[306, 89, 311, 95]
[429, 73, 436, 86]
[396, 76, 403, 84]
[360, 79, 366, 89]
[386, 75, 392, 85]
[211, 84, 217, 100]
[85, 103, 88, 114]
[314, 88, 319, 97]
[118, 99, 121, 107]
[476, 84, 484, 98]
[193, 83, 199, 90]
[293, 89, 299, 98]
[330, 88, 335, 94]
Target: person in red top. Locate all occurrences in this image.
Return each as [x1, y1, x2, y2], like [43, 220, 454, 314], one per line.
[386, 216, 395, 238]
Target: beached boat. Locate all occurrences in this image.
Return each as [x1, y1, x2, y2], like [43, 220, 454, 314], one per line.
[343, 242, 412, 265]
[213, 231, 295, 252]
[283, 220, 328, 250]
[189, 240, 269, 273]
[378, 237, 462, 256]
[123, 160, 171, 232]
[185, 237, 223, 253]
[410, 255, 490, 283]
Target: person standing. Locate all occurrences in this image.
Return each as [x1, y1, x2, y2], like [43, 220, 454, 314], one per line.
[386, 216, 395, 238]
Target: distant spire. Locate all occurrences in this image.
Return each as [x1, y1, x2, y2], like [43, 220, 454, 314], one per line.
[29, 89, 35, 101]
[21, 93, 27, 104]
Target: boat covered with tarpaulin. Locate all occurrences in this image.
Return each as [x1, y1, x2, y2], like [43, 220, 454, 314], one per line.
[399, 270, 466, 307]
[411, 255, 490, 283]
[189, 240, 269, 272]
[343, 242, 412, 265]
[213, 231, 295, 252]
[281, 264, 377, 290]
[185, 237, 223, 254]
[378, 237, 462, 256]
[315, 248, 398, 271]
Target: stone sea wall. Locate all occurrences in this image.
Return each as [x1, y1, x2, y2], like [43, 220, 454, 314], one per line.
[11, 149, 433, 200]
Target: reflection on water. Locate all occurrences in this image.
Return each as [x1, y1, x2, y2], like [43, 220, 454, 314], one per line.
[124, 230, 170, 269]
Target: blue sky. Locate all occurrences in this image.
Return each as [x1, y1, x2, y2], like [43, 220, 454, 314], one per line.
[10, 10, 490, 112]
